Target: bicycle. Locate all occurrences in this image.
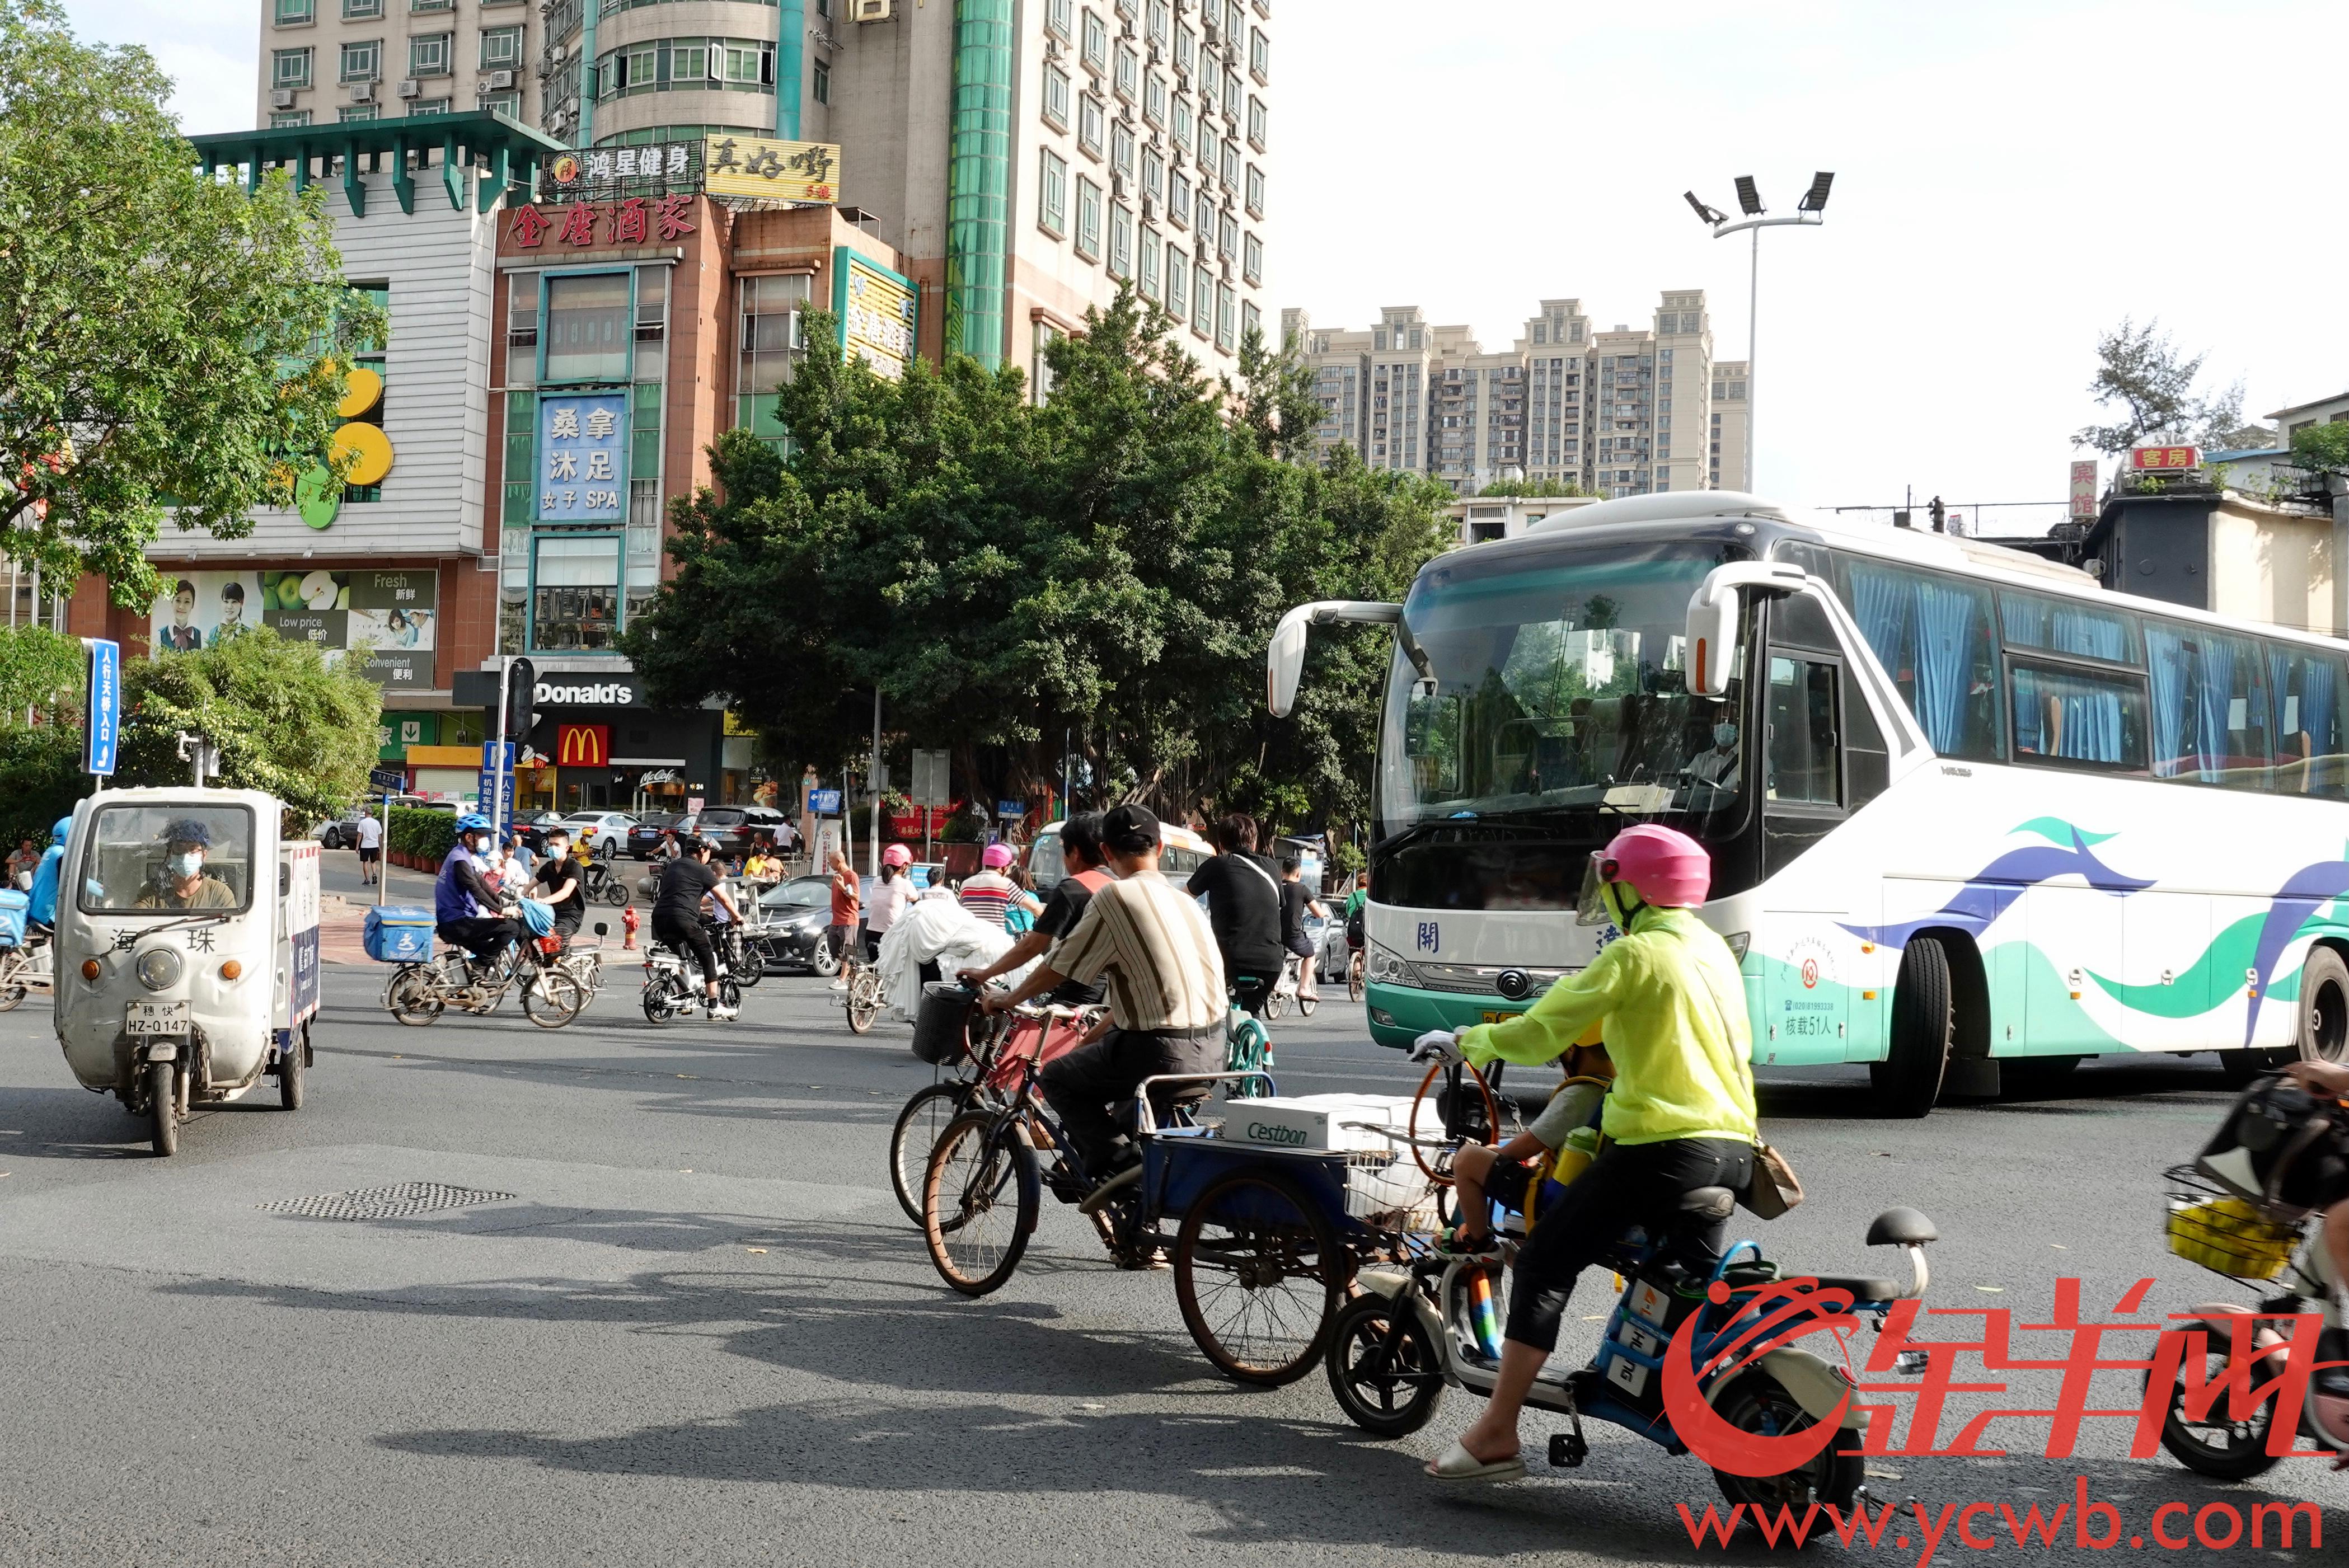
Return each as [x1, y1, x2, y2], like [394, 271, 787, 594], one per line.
[887, 989, 1101, 1221]
[839, 945, 886, 1034]
[1347, 945, 1366, 1003]
[1265, 952, 1318, 1019]
[383, 937, 586, 1029]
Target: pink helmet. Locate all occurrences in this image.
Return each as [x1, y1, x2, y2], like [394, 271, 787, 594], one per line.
[981, 842, 1015, 868]
[882, 843, 912, 867]
[1601, 824, 1710, 908]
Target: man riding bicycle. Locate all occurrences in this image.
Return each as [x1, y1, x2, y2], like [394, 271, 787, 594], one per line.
[980, 805, 1226, 1199]
[533, 827, 587, 946]
[1185, 813, 1285, 1016]
[653, 834, 740, 1020]
[435, 814, 529, 974]
[1409, 823, 1757, 1482]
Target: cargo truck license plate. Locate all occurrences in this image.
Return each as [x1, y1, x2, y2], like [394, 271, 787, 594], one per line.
[124, 1002, 189, 1036]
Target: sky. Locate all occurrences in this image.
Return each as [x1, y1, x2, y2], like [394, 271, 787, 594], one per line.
[72, 0, 2349, 534]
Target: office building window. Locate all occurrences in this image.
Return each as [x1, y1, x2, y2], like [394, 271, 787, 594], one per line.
[1081, 8, 1107, 71]
[1109, 201, 1132, 278]
[543, 271, 632, 384]
[1171, 95, 1190, 145]
[1218, 138, 1237, 189]
[1248, 25, 1267, 79]
[1216, 282, 1235, 350]
[481, 90, 519, 115]
[1045, 0, 1071, 39]
[1165, 246, 1187, 321]
[1168, 167, 1190, 225]
[408, 32, 448, 76]
[405, 96, 450, 115]
[812, 60, 829, 102]
[734, 273, 808, 450]
[1112, 120, 1134, 176]
[338, 104, 379, 121]
[340, 38, 379, 78]
[1147, 0, 1168, 45]
[270, 110, 313, 126]
[1175, 23, 1193, 74]
[1140, 227, 1160, 297]
[530, 534, 621, 652]
[1246, 95, 1264, 148]
[1193, 267, 1212, 337]
[1241, 299, 1258, 343]
[1216, 209, 1236, 260]
[1037, 147, 1067, 234]
[1143, 71, 1164, 126]
[1078, 94, 1103, 157]
[1042, 64, 1068, 128]
[411, 0, 451, 10]
[1142, 147, 1163, 203]
[1032, 322, 1061, 405]
[1075, 175, 1102, 259]
[480, 25, 522, 66]
[342, 0, 381, 15]
[1115, 43, 1137, 100]
[275, 0, 314, 24]
[1244, 162, 1263, 216]
[1241, 230, 1260, 284]
[272, 46, 312, 87]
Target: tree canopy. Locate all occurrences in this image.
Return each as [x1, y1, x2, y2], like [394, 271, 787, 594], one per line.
[2073, 317, 2270, 456]
[621, 292, 1455, 835]
[0, 1, 373, 607]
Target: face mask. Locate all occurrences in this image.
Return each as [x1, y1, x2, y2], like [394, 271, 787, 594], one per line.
[1713, 723, 1738, 749]
[167, 852, 203, 880]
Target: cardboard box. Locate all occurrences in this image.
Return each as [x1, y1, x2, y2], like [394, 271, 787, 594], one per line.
[1225, 1093, 1419, 1153]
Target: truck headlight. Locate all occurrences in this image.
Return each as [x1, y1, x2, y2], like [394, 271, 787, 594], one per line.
[135, 948, 184, 991]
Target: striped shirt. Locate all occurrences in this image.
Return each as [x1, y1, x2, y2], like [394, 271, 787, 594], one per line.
[1045, 869, 1229, 1032]
[957, 871, 1018, 930]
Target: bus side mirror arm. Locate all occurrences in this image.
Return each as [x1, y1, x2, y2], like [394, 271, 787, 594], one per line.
[1268, 600, 1408, 718]
[1685, 563, 1807, 698]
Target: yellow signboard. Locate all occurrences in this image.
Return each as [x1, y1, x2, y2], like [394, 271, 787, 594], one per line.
[837, 253, 918, 380]
[702, 135, 841, 204]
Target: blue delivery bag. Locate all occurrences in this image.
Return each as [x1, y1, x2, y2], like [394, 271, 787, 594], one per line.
[363, 904, 435, 963]
[0, 889, 25, 950]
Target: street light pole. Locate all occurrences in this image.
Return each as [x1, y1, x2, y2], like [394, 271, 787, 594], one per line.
[1683, 172, 1833, 495]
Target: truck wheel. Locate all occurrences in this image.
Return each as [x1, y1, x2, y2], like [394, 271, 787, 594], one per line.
[1872, 936, 1953, 1118]
[278, 1031, 306, 1110]
[148, 1061, 179, 1157]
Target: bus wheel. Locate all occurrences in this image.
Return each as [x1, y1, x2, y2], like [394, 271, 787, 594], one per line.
[1872, 936, 1953, 1118]
[2296, 947, 2349, 1065]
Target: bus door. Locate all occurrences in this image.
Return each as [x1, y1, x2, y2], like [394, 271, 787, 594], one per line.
[1752, 598, 1888, 1065]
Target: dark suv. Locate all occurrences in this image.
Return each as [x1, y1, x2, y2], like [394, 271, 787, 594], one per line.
[626, 812, 683, 859]
[670, 806, 789, 860]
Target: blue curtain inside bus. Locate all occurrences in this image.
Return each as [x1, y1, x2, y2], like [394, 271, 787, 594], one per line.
[2146, 628, 2192, 777]
[1847, 562, 1984, 754]
[2001, 601, 2126, 760]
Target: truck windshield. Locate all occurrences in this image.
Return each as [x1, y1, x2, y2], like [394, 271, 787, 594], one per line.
[79, 804, 257, 915]
[1378, 539, 1751, 842]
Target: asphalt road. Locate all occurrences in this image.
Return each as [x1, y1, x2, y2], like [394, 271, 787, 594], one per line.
[0, 910, 2336, 1565]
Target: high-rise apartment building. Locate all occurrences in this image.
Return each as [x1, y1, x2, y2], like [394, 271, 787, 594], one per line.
[256, 0, 1274, 379]
[1287, 289, 1750, 499]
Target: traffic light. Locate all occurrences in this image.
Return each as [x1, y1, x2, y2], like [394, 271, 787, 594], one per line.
[505, 656, 536, 740]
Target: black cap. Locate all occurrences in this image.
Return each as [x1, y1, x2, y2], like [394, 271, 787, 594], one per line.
[1101, 803, 1161, 854]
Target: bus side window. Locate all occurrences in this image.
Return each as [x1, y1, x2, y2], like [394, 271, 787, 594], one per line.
[1766, 655, 1841, 806]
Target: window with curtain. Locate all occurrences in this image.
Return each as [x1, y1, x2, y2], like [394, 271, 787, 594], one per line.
[2009, 661, 2146, 771]
[2146, 624, 2272, 786]
[2267, 644, 2349, 797]
[1834, 555, 2002, 761]
[531, 534, 621, 651]
[543, 272, 632, 384]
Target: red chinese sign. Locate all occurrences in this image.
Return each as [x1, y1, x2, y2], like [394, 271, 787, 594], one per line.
[506, 195, 696, 250]
[2130, 445, 2200, 472]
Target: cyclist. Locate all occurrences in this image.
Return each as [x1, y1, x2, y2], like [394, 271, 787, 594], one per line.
[957, 843, 1038, 931]
[979, 805, 1225, 1191]
[27, 816, 69, 934]
[533, 827, 586, 947]
[434, 813, 528, 975]
[865, 844, 915, 957]
[1185, 813, 1285, 1016]
[1276, 856, 1326, 1004]
[957, 810, 1111, 1010]
[1342, 870, 1370, 989]
[654, 834, 741, 1019]
[1409, 823, 1757, 1482]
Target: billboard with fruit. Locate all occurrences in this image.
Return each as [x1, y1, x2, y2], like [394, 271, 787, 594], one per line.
[149, 569, 437, 688]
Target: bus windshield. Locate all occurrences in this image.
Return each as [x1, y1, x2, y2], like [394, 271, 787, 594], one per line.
[1379, 540, 1750, 841]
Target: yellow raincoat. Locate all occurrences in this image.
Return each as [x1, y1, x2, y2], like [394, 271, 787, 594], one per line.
[1455, 904, 1757, 1147]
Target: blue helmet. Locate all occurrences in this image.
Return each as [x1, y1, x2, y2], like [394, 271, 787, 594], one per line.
[50, 816, 69, 846]
[454, 813, 493, 834]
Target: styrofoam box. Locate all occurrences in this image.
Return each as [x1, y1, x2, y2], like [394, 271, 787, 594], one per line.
[1225, 1093, 1420, 1153]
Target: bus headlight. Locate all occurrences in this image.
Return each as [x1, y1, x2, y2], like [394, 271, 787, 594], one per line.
[1367, 942, 1418, 987]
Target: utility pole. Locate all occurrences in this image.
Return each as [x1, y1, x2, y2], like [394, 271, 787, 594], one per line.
[869, 688, 882, 876]
[1683, 172, 1833, 494]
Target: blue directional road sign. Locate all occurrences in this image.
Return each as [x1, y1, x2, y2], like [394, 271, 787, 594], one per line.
[369, 767, 407, 794]
[82, 638, 120, 776]
[478, 740, 515, 824]
[808, 788, 842, 815]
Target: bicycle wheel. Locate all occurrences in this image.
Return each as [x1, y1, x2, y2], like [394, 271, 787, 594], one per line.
[1348, 958, 1366, 1004]
[922, 1112, 1038, 1296]
[522, 968, 587, 1029]
[728, 933, 762, 988]
[1173, 1166, 1345, 1386]
[384, 966, 443, 1026]
[890, 1081, 972, 1223]
[1264, 988, 1287, 1021]
[1298, 994, 1318, 1017]
[846, 971, 882, 1034]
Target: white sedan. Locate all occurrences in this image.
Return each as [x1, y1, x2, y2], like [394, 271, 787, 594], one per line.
[561, 811, 637, 857]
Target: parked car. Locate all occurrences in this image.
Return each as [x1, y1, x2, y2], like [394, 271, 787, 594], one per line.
[669, 806, 791, 861]
[510, 811, 570, 852]
[313, 806, 371, 850]
[627, 812, 684, 860]
[560, 811, 637, 858]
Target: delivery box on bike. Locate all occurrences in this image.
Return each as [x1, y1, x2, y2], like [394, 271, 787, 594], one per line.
[363, 905, 435, 963]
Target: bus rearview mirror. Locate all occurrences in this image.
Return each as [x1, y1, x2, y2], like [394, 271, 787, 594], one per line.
[1687, 588, 1739, 698]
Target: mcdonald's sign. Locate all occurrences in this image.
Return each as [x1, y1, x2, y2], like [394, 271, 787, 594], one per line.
[556, 724, 610, 767]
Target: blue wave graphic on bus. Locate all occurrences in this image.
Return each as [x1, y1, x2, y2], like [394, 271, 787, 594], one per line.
[1840, 823, 2154, 951]
[2243, 858, 2349, 1046]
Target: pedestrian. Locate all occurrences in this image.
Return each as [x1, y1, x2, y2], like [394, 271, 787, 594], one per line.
[6, 837, 38, 890]
[354, 812, 383, 886]
[826, 848, 861, 988]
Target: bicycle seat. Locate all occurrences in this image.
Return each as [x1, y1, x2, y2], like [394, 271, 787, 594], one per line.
[1675, 1187, 1737, 1223]
[1804, 1273, 1906, 1303]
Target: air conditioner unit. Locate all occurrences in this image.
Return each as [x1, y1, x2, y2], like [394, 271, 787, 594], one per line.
[396, 78, 421, 97]
[1146, 42, 1161, 64]
[1201, 21, 1218, 45]
[270, 87, 297, 109]
[1141, 197, 1156, 223]
[851, 0, 894, 20]
[1042, 35, 1062, 59]
[480, 68, 515, 90]
[1110, 172, 1127, 199]
[348, 81, 375, 102]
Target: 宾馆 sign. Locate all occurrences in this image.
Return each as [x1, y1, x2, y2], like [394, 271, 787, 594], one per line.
[704, 135, 840, 204]
[836, 251, 918, 380]
[2130, 445, 2200, 472]
[537, 393, 629, 523]
[2069, 460, 2098, 520]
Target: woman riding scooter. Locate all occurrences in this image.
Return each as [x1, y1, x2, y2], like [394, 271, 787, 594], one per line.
[1409, 823, 1758, 1482]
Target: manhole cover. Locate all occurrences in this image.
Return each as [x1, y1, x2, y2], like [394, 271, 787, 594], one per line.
[257, 1182, 518, 1221]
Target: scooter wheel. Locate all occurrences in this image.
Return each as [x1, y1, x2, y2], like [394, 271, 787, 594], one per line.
[147, 1060, 179, 1158]
[2146, 1317, 2284, 1479]
[1709, 1370, 1863, 1516]
[1324, 1292, 1442, 1436]
[601, 884, 629, 908]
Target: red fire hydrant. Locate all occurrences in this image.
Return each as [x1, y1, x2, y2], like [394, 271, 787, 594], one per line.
[621, 905, 639, 950]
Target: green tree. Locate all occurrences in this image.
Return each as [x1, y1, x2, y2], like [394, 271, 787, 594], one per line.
[0, 1, 374, 607]
[1475, 475, 1588, 498]
[2073, 318, 2263, 456]
[116, 630, 381, 828]
[2289, 421, 2349, 476]
[0, 626, 88, 848]
[0, 624, 83, 719]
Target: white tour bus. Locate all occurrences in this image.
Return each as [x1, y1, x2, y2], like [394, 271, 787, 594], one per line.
[1268, 491, 2349, 1115]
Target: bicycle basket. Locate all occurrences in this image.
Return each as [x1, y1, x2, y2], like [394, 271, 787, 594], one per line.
[910, 982, 976, 1066]
[1343, 1149, 1441, 1233]
[2164, 1164, 2299, 1281]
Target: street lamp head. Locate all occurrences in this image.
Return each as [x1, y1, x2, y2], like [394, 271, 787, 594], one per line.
[1733, 175, 1764, 216]
[1798, 171, 1835, 213]
[1682, 190, 1728, 226]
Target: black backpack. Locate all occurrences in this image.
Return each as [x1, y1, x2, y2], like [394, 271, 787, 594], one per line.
[2198, 1074, 2349, 1220]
